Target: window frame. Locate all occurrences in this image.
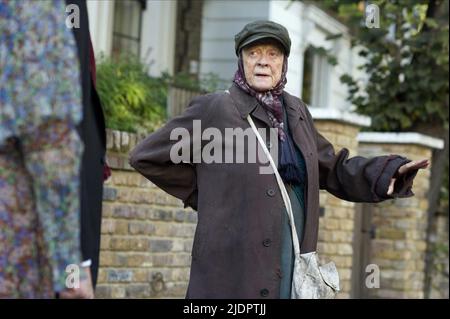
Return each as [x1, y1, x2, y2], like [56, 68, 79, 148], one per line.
[112, 0, 145, 58]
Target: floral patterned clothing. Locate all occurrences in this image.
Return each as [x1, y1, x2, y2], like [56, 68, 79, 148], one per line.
[0, 0, 84, 297]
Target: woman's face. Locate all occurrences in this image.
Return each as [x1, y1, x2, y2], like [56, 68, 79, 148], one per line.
[242, 41, 284, 92]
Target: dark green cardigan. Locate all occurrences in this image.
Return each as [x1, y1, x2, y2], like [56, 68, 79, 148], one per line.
[279, 102, 307, 299]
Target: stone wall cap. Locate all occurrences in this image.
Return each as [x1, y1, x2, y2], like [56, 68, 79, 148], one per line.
[358, 132, 444, 150]
[309, 108, 372, 127]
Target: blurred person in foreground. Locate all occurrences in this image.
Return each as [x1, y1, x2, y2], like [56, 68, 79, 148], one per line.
[0, 0, 92, 298]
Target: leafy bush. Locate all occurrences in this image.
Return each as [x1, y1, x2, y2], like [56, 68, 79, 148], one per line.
[96, 54, 167, 134]
[96, 54, 225, 133]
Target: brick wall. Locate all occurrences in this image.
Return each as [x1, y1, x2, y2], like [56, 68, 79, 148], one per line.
[429, 212, 449, 298]
[358, 143, 432, 298]
[95, 130, 197, 298]
[313, 120, 361, 299]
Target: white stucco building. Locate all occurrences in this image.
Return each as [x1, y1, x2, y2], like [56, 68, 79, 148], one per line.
[87, 0, 367, 117]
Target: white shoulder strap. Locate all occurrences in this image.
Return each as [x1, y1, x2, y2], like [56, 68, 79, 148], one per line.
[246, 115, 301, 255]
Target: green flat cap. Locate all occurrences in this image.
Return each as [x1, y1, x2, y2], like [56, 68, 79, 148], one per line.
[235, 20, 291, 57]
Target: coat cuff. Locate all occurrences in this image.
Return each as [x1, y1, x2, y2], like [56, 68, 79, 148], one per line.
[375, 155, 413, 199]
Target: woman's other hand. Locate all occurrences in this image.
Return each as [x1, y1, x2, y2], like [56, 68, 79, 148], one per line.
[387, 159, 430, 196]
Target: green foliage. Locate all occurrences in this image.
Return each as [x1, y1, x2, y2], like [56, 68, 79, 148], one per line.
[332, 0, 449, 132]
[96, 55, 224, 133]
[96, 54, 167, 134]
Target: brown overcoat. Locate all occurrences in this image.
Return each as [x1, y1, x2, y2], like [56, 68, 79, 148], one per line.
[129, 84, 417, 298]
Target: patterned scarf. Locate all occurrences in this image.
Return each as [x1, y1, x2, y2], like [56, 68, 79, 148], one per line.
[233, 55, 304, 185]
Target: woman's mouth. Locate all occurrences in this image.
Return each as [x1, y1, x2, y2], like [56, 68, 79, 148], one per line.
[254, 74, 270, 78]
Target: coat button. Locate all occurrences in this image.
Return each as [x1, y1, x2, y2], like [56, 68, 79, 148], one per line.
[267, 142, 272, 149]
[262, 239, 272, 247]
[266, 189, 275, 197]
[260, 288, 269, 297]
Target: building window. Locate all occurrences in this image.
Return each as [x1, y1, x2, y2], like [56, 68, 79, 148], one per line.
[301, 46, 330, 108]
[112, 0, 146, 58]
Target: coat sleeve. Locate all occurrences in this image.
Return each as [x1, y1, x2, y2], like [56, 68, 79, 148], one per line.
[129, 94, 216, 210]
[303, 105, 418, 203]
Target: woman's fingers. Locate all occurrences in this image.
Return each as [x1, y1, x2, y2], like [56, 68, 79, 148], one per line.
[388, 159, 429, 196]
[398, 159, 429, 175]
[387, 177, 396, 195]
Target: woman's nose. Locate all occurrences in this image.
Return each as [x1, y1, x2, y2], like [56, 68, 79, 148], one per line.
[257, 54, 269, 66]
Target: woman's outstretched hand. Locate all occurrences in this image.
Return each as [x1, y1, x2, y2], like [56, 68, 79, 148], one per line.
[387, 159, 430, 196]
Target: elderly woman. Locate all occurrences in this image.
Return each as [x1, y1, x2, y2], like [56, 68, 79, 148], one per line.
[130, 21, 428, 299]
